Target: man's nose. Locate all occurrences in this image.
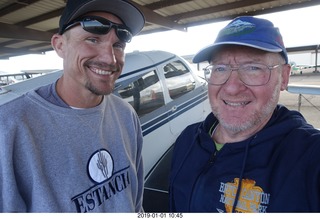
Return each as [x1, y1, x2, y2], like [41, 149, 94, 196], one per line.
[99, 43, 117, 65]
[222, 70, 247, 93]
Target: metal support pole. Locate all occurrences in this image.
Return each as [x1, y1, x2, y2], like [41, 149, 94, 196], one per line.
[298, 94, 302, 112]
[315, 45, 319, 73]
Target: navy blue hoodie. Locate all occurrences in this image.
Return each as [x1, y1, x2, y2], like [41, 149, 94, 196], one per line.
[169, 105, 320, 212]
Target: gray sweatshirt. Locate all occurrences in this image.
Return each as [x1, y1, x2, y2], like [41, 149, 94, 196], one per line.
[0, 86, 144, 212]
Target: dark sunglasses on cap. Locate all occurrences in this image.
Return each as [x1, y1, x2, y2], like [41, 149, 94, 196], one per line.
[61, 16, 133, 43]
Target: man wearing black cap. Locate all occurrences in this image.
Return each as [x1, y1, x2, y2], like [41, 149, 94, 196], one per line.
[169, 16, 320, 212]
[0, 0, 145, 212]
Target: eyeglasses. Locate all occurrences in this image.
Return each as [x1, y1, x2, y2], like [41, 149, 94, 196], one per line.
[61, 16, 133, 43]
[204, 63, 281, 86]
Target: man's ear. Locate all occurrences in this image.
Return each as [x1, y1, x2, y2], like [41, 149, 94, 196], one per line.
[51, 33, 65, 59]
[280, 64, 291, 91]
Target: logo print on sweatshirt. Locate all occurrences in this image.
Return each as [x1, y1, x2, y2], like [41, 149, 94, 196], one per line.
[219, 178, 270, 213]
[87, 149, 114, 183]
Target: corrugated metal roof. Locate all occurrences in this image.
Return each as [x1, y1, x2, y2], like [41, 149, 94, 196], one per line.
[0, 0, 319, 59]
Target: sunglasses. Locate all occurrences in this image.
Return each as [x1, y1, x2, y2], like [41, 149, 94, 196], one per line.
[61, 16, 133, 43]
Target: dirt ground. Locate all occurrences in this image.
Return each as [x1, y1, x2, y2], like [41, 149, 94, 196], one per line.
[279, 73, 320, 128]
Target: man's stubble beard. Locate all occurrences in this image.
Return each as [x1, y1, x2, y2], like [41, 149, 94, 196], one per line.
[211, 82, 281, 134]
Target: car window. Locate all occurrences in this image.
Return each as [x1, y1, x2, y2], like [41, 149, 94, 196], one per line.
[117, 70, 165, 117]
[163, 60, 196, 100]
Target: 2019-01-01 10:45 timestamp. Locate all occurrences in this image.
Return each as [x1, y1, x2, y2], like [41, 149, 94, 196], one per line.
[137, 213, 183, 218]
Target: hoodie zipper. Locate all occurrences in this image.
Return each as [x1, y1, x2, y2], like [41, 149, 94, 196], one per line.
[188, 136, 255, 212]
[188, 148, 219, 211]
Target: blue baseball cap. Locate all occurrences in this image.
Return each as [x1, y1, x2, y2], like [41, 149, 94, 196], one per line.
[193, 16, 288, 64]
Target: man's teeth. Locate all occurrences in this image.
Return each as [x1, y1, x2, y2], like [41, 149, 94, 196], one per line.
[90, 67, 113, 75]
[224, 101, 249, 106]
[94, 69, 112, 75]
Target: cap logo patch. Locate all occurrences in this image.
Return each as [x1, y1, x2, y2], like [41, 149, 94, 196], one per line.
[219, 20, 256, 37]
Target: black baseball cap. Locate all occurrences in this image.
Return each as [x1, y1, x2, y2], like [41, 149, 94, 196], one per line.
[59, 0, 145, 36]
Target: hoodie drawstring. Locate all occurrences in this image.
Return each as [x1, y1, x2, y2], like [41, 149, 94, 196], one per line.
[232, 138, 252, 213]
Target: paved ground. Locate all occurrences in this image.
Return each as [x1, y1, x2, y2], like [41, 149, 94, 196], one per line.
[279, 73, 320, 128]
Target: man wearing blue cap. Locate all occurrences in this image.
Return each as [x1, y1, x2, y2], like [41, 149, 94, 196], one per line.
[169, 16, 320, 212]
[0, 0, 145, 212]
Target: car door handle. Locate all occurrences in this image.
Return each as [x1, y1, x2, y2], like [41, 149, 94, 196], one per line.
[171, 106, 177, 112]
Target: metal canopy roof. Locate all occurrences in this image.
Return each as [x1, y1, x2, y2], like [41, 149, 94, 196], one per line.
[0, 0, 320, 59]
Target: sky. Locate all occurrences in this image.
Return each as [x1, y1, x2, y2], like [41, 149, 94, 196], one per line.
[1, 4, 320, 74]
